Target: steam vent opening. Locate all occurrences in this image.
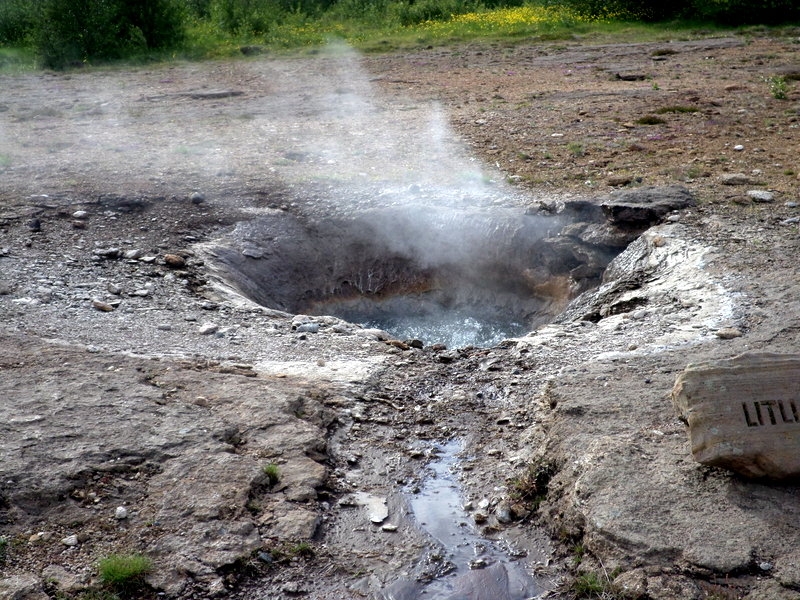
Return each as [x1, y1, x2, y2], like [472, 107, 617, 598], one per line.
[204, 186, 695, 348]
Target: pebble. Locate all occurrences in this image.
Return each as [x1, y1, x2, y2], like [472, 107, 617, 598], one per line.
[786, 201, 798, 208]
[733, 144, 744, 151]
[72, 210, 88, 219]
[716, 327, 743, 339]
[295, 323, 320, 333]
[107, 282, 122, 295]
[163, 254, 186, 268]
[156, 324, 172, 331]
[131, 289, 150, 297]
[747, 190, 775, 203]
[61, 534, 79, 547]
[381, 524, 398, 532]
[114, 506, 128, 520]
[190, 191, 206, 204]
[199, 322, 219, 335]
[27, 218, 41, 232]
[92, 299, 115, 312]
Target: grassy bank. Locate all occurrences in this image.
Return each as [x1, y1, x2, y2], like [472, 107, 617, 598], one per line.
[0, 0, 798, 72]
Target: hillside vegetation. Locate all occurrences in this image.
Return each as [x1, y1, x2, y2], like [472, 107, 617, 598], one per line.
[0, 0, 798, 68]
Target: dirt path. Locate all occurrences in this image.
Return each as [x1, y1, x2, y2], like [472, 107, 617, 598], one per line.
[1, 32, 800, 599]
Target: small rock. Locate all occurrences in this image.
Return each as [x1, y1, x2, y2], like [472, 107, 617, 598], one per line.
[282, 582, 308, 594]
[760, 561, 774, 572]
[463, 501, 474, 511]
[716, 327, 742, 339]
[786, 201, 798, 208]
[733, 144, 745, 151]
[131, 289, 150, 297]
[607, 175, 633, 187]
[199, 322, 219, 335]
[61, 534, 79, 547]
[720, 173, 752, 185]
[26, 218, 41, 232]
[495, 502, 513, 524]
[747, 190, 775, 203]
[114, 506, 128, 520]
[72, 210, 88, 219]
[163, 254, 186, 268]
[190, 191, 206, 204]
[124, 248, 144, 260]
[381, 524, 398, 532]
[92, 299, 115, 312]
[156, 324, 172, 331]
[107, 283, 122, 295]
[295, 323, 320, 333]
[71, 220, 86, 229]
[469, 558, 488, 569]
[473, 511, 488, 524]
[94, 247, 121, 259]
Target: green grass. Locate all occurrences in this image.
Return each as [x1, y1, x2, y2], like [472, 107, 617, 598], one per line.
[97, 553, 152, 587]
[262, 463, 280, 486]
[0, 2, 767, 73]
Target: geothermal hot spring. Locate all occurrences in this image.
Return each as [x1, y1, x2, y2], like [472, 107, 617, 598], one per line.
[197, 43, 632, 598]
[203, 43, 618, 350]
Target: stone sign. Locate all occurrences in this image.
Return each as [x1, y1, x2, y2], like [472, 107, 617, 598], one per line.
[672, 352, 800, 479]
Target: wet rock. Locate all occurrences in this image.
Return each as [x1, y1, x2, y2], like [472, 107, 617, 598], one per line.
[672, 352, 800, 478]
[352, 492, 389, 524]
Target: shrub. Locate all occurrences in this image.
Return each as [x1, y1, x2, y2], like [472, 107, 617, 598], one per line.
[35, 0, 185, 69]
[97, 553, 152, 587]
[0, 0, 41, 44]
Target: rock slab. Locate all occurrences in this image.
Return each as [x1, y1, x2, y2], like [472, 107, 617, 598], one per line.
[672, 352, 800, 479]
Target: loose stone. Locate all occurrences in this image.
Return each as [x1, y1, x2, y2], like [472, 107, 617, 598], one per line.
[199, 322, 219, 335]
[92, 299, 115, 312]
[163, 254, 186, 268]
[720, 173, 752, 186]
[747, 190, 775, 203]
[114, 506, 128, 520]
[716, 327, 742, 339]
[61, 534, 79, 547]
[72, 210, 88, 219]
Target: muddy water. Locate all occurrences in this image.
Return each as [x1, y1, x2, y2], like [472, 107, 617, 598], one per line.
[383, 441, 549, 600]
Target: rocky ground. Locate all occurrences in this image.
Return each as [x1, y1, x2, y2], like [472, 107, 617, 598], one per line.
[1, 30, 800, 600]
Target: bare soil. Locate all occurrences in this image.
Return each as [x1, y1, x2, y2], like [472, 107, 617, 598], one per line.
[1, 32, 800, 600]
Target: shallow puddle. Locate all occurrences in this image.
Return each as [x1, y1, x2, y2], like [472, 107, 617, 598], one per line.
[383, 440, 550, 600]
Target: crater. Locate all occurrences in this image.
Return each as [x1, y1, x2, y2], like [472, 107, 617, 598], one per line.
[201, 186, 695, 347]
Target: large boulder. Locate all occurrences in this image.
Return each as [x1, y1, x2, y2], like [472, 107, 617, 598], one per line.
[672, 353, 800, 479]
